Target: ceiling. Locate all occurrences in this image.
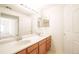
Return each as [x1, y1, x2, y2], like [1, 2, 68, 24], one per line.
[0, 4, 35, 16]
[0, 0, 54, 17]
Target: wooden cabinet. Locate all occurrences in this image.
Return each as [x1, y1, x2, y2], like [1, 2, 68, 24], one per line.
[46, 36, 51, 51]
[16, 49, 27, 54]
[39, 39, 47, 54]
[30, 48, 38, 54]
[27, 43, 38, 54]
[16, 36, 51, 54]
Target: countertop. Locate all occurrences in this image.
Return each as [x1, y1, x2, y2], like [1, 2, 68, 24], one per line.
[0, 34, 50, 54]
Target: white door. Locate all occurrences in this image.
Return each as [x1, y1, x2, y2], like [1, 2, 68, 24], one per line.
[64, 5, 79, 53]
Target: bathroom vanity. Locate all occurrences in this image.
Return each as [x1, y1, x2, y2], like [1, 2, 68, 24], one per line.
[16, 35, 51, 54]
[0, 34, 51, 54]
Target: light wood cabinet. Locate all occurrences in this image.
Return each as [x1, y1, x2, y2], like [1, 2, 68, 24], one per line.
[30, 48, 38, 54]
[46, 36, 51, 51]
[39, 39, 47, 54]
[27, 43, 38, 54]
[16, 36, 51, 54]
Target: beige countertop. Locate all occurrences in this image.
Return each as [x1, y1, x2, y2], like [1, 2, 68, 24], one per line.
[0, 34, 50, 54]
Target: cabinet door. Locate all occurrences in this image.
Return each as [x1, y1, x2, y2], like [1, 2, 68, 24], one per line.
[46, 36, 51, 51]
[27, 43, 38, 54]
[47, 42, 51, 51]
[39, 39, 47, 54]
[16, 49, 26, 54]
[30, 48, 38, 54]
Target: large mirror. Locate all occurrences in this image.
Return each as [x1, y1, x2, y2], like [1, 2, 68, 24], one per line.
[0, 13, 19, 39]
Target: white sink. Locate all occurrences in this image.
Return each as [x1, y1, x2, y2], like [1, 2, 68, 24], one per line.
[16, 39, 31, 45]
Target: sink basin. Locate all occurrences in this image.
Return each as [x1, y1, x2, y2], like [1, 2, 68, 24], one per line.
[16, 40, 31, 45]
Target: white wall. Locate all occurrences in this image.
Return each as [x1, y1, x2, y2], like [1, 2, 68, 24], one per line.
[40, 5, 64, 53]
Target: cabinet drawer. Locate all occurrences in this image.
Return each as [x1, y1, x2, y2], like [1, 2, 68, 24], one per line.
[27, 43, 38, 53]
[47, 36, 51, 43]
[39, 39, 46, 45]
[47, 44, 51, 51]
[47, 36, 51, 40]
[47, 39, 51, 44]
